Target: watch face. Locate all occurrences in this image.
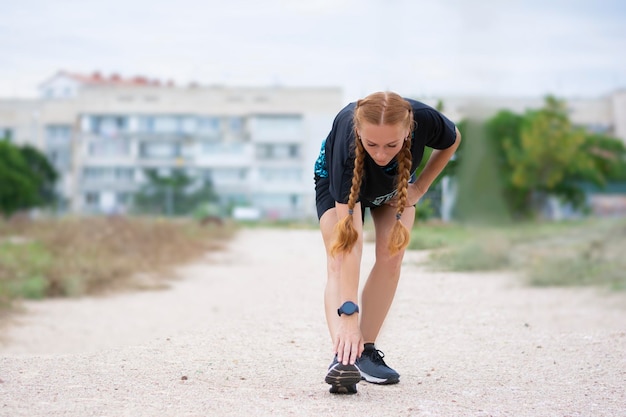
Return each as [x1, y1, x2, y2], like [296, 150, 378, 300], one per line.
[342, 302, 357, 314]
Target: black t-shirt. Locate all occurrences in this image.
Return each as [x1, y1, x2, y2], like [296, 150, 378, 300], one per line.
[316, 98, 457, 207]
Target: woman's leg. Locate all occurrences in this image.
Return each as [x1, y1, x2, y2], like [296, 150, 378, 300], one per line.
[320, 204, 365, 393]
[319, 204, 363, 343]
[360, 204, 415, 343]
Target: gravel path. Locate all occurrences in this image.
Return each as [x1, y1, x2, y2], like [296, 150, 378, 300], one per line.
[1, 228, 625, 417]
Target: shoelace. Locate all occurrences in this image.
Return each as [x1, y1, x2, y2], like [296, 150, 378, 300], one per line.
[366, 349, 387, 365]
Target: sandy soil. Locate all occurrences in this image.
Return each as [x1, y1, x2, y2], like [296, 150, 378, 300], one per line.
[1, 228, 625, 417]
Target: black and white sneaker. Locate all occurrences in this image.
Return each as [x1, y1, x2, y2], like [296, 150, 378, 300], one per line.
[325, 357, 361, 394]
[356, 345, 400, 385]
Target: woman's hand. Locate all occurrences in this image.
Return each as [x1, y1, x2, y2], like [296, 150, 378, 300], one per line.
[386, 183, 426, 208]
[334, 315, 364, 365]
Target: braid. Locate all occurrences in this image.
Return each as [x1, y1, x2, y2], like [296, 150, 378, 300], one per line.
[388, 117, 414, 255]
[330, 123, 365, 256]
[348, 133, 365, 210]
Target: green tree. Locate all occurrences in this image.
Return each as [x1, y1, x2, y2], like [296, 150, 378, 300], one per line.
[0, 140, 58, 217]
[134, 169, 218, 216]
[507, 97, 591, 213]
[19, 144, 58, 206]
[484, 96, 626, 217]
[580, 132, 626, 183]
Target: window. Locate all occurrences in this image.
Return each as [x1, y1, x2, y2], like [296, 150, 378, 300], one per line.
[228, 117, 245, 136]
[197, 117, 221, 138]
[259, 168, 301, 182]
[47, 149, 71, 170]
[140, 142, 179, 158]
[85, 192, 99, 205]
[273, 145, 290, 159]
[88, 138, 130, 157]
[251, 115, 303, 141]
[181, 117, 197, 134]
[153, 116, 180, 133]
[45, 125, 72, 145]
[204, 168, 247, 184]
[91, 116, 127, 136]
[256, 144, 272, 159]
[202, 141, 245, 155]
[256, 144, 299, 160]
[138, 117, 155, 132]
[115, 168, 134, 181]
[83, 167, 134, 182]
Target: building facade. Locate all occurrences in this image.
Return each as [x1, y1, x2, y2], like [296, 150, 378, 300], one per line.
[1, 72, 343, 219]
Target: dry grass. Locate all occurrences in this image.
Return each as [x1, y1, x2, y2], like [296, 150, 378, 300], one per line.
[0, 216, 235, 309]
[420, 218, 626, 291]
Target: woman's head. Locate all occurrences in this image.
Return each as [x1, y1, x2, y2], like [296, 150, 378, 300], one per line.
[330, 91, 415, 257]
[354, 92, 413, 163]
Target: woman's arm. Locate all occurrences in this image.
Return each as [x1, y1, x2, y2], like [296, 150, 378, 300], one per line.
[333, 202, 363, 304]
[333, 202, 365, 365]
[408, 127, 462, 205]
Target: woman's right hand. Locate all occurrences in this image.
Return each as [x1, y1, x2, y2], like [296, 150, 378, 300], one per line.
[334, 314, 364, 365]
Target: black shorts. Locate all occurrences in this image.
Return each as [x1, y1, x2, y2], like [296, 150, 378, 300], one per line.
[315, 175, 372, 223]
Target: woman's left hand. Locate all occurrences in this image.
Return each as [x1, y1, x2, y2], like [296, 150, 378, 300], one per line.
[386, 183, 425, 207]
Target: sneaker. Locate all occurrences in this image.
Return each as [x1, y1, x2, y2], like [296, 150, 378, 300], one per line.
[325, 357, 361, 394]
[328, 383, 358, 394]
[356, 345, 400, 385]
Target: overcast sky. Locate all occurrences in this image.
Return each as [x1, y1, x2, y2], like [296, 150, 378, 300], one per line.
[1, 0, 625, 102]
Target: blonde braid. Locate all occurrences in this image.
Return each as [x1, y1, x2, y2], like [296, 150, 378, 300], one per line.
[330, 122, 365, 256]
[388, 137, 412, 255]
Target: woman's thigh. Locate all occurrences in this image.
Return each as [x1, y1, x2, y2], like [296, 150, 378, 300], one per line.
[370, 205, 416, 258]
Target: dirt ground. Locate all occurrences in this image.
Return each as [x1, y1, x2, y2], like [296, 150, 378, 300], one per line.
[1, 228, 625, 417]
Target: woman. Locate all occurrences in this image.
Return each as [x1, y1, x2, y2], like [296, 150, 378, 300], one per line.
[314, 91, 461, 394]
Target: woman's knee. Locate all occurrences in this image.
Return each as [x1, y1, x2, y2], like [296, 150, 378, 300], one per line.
[374, 246, 404, 273]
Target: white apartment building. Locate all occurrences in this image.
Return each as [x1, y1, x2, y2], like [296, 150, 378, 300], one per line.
[1, 71, 343, 219]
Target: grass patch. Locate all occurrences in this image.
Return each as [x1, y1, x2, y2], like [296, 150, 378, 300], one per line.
[416, 218, 626, 291]
[0, 216, 235, 311]
[0, 241, 53, 299]
[429, 238, 512, 271]
[527, 257, 624, 289]
[408, 221, 473, 250]
[523, 224, 626, 290]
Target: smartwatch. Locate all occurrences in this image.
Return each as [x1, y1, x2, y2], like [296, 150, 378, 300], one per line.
[337, 301, 359, 316]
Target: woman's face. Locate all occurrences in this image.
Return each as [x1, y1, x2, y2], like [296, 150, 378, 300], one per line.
[357, 122, 409, 166]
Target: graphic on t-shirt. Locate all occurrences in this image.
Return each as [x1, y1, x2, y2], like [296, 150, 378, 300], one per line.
[371, 190, 398, 206]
